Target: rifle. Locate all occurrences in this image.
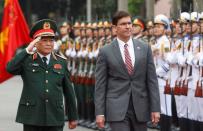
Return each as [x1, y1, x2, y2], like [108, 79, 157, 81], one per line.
[84, 40, 93, 86]
[195, 67, 203, 97]
[181, 64, 190, 96]
[181, 78, 189, 96]
[174, 67, 183, 95]
[164, 35, 172, 95]
[164, 79, 172, 94]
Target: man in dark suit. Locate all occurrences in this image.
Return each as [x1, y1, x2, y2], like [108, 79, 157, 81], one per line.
[95, 11, 160, 131]
[6, 19, 78, 131]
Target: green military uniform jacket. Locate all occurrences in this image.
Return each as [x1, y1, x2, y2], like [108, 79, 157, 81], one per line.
[6, 49, 78, 126]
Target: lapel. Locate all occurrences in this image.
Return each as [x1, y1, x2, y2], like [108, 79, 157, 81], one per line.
[112, 39, 130, 76]
[132, 39, 142, 75]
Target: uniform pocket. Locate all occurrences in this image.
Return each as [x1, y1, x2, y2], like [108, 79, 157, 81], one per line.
[53, 69, 65, 75]
[24, 65, 41, 82]
[18, 99, 36, 117]
[20, 99, 36, 106]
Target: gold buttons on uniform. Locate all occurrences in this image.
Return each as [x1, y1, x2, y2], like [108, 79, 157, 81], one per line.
[46, 71, 48, 74]
[45, 80, 48, 83]
[46, 89, 49, 93]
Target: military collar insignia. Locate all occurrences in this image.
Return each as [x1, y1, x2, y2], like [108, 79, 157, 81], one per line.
[54, 64, 62, 70]
[32, 53, 38, 60]
[43, 22, 51, 29]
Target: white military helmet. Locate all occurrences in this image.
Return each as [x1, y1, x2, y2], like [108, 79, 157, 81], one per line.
[154, 14, 169, 29]
[180, 12, 190, 23]
[191, 12, 200, 22]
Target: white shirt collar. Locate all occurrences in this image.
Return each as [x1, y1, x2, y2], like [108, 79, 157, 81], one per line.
[117, 37, 133, 47]
[117, 37, 135, 67]
[37, 52, 51, 64]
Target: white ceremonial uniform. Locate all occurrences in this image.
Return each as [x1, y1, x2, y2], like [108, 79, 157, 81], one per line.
[176, 34, 191, 119]
[154, 35, 172, 116]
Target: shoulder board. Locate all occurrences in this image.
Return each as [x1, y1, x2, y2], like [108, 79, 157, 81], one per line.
[55, 53, 67, 60]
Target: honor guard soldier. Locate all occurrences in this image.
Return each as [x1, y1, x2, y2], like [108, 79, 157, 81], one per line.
[196, 12, 203, 130]
[132, 18, 146, 41]
[84, 23, 96, 128]
[75, 22, 87, 126]
[69, 21, 81, 123]
[188, 12, 201, 131]
[166, 19, 180, 130]
[176, 12, 192, 131]
[146, 20, 155, 46]
[59, 22, 73, 58]
[97, 21, 106, 47]
[103, 21, 112, 45]
[153, 14, 172, 131]
[111, 23, 117, 40]
[67, 21, 81, 81]
[6, 19, 78, 131]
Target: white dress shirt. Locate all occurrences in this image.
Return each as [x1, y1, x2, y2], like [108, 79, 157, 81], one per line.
[37, 53, 51, 65]
[117, 37, 135, 67]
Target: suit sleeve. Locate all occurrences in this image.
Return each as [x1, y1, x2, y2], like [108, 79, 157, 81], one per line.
[62, 63, 78, 121]
[6, 49, 29, 75]
[95, 48, 107, 116]
[146, 44, 161, 112]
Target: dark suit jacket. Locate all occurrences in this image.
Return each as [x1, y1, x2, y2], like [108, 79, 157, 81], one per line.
[95, 39, 160, 122]
[6, 49, 78, 126]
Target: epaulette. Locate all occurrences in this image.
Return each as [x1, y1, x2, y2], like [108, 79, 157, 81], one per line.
[54, 53, 67, 60]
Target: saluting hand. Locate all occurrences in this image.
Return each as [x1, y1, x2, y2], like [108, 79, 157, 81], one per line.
[26, 37, 41, 53]
[68, 120, 77, 129]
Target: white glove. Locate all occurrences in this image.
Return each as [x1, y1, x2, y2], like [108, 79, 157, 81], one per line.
[65, 49, 71, 57]
[186, 52, 194, 65]
[166, 52, 177, 64]
[177, 53, 187, 67]
[26, 37, 41, 54]
[88, 52, 93, 59]
[156, 63, 169, 78]
[70, 50, 76, 58]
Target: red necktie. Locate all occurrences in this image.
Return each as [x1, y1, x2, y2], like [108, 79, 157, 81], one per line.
[124, 44, 133, 75]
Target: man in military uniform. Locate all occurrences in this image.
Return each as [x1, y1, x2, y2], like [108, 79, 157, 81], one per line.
[103, 21, 112, 45]
[132, 18, 146, 41]
[59, 22, 73, 58]
[153, 14, 172, 131]
[97, 21, 106, 47]
[146, 20, 155, 46]
[188, 12, 201, 131]
[6, 19, 78, 131]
